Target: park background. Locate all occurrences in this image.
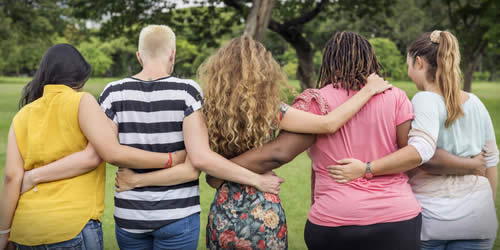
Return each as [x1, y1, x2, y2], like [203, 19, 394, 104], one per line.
[0, 0, 499, 249]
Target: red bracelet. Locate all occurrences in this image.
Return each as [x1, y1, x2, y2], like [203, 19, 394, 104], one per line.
[165, 152, 173, 168]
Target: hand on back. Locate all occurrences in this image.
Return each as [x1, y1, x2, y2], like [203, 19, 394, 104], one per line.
[365, 73, 392, 94]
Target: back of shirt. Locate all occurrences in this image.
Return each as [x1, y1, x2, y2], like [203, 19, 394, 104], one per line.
[99, 76, 203, 233]
[408, 91, 498, 240]
[11, 85, 105, 245]
[294, 85, 421, 227]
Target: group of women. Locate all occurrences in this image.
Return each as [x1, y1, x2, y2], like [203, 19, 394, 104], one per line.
[0, 27, 497, 250]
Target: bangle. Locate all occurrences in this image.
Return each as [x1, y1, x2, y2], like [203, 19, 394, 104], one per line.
[164, 152, 173, 169]
[0, 228, 10, 234]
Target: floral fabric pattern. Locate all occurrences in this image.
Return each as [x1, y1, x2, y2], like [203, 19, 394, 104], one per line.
[206, 182, 287, 250]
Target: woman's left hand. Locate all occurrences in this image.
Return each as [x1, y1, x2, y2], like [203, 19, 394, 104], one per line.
[115, 168, 138, 192]
[327, 158, 366, 183]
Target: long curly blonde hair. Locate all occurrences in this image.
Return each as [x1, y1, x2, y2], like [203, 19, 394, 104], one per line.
[198, 36, 291, 158]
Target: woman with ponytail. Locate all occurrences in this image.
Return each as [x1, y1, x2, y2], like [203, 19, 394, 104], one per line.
[331, 30, 498, 249]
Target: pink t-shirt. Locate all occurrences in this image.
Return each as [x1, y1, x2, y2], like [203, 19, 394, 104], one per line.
[293, 85, 422, 227]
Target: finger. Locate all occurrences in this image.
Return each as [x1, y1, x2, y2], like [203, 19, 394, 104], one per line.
[278, 177, 285, 183]
[327, 165, 343, 171]
[336, 159, 353, 165]
[329, 174, 347, 181]
[335, 179, 348, 184]
[327, 169, 343, 175]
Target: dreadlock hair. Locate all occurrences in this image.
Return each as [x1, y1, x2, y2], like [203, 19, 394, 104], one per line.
[317, 31, 382, 94]
[407, 30, 463, 128]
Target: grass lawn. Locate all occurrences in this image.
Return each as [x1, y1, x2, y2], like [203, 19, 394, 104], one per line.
[0, 76, 499, 250]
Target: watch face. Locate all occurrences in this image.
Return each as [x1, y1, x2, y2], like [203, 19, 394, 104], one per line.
[365, 173, 373, 179]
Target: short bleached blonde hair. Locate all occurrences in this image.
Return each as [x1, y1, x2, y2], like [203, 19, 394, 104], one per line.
[138, 25, 176, 63]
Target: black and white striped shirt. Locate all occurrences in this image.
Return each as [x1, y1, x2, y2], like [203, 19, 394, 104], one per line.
[99, 76, 203, 233]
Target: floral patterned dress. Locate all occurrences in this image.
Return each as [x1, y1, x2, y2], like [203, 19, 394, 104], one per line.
[206, 103, 289, 250]
[206, 182, 287, 250]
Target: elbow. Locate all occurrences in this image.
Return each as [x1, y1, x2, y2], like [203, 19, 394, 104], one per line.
[271, 147, 296, 167]
[100, 149, 120, 166]
[189, 152, 211, 171]
[86, 150, 103, 170]
[101, 155, 117, 165]
[187, 166, 201, 181]
[4, 169, 23, 187]
[326, 122, 339, 134]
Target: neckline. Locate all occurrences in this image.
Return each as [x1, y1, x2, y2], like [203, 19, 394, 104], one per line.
[129, 75, 172, 82]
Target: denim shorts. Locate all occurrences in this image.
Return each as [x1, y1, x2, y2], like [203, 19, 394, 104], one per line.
[115, 212, 200, 250]
[421, 239, 495, 250]
[15, 220, 103, 250]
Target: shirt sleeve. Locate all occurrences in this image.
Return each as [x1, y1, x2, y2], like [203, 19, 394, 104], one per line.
[184, 80, 204, 117]
[395, 89, 414, 126]
[483, 105, 499, 168]
[98, 84, 118, 124]
[410, 92, 441, 142]
[291, 89, 328, 115]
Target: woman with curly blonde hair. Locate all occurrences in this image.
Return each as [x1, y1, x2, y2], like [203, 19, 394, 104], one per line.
[198, 35, 390, 249]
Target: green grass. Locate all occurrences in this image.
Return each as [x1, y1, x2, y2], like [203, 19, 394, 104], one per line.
[1, 77, 499, 249]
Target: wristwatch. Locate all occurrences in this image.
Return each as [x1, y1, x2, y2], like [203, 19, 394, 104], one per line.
[364, 162, 373, 179]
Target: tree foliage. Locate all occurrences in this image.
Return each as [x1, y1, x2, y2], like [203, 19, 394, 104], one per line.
[369, 38, 407, 80]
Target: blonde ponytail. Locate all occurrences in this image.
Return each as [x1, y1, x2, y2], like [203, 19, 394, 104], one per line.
[408, 30, 464, 128]
[435, 31, 463, 127]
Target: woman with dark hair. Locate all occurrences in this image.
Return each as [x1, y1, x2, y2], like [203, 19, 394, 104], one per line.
[0, 44, 202, 249]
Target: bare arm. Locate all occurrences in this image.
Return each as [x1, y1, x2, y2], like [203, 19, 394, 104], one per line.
[280, 74, 391, 134]
[420, 149, 486, 176]
[486, 166, 497, 200]
[0, 125, 25, 248]
[21, 112, 186, 193]
[328, 120, 422, 182]
[78, 93, 185, 169]
[206, 131, 315, 188]
[115, 156, 200, 192]
[183, 110, 284, 194]
[20, 143, 102, 193]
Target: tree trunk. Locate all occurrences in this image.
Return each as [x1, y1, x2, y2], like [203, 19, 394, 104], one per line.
[462, 54, 480, 92]
[294, 45, 316, 90]
[244, 0, 275, 41]
[269, 22, 316, 90]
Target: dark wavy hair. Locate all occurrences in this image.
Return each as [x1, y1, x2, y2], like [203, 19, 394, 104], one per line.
[317, 31, 382, 94]
[19, 44, 92, 108]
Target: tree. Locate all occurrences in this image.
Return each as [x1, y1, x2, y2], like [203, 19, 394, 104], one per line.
[369, 38, 406, 80]
[244, 0, 275, 41]
[438, 0, 500, 91]
[0, 0, 68, 75]
[69, 0, 395, 90]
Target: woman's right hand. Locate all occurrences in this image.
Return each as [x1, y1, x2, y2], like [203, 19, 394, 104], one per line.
[364, 73, 392, 94]
[172, 150, 187, 166]
[21, 170, 36, 194]
[115, 168, 138, 192]
[254, 171, 285, 194]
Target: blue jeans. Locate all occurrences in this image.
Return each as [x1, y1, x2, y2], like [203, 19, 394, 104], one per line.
[115, 213, 200, 250]
[16, 220, 103, 250]
[421, 239, 495, 250]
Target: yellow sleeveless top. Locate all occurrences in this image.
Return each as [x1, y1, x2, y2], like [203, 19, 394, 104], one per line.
[10, 84, 106, 245]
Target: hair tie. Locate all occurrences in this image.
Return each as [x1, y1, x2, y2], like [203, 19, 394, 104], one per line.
[430, 30, 442, 44]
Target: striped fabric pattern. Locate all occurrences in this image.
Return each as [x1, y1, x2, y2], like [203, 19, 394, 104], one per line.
[98, 76, 203, 233]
